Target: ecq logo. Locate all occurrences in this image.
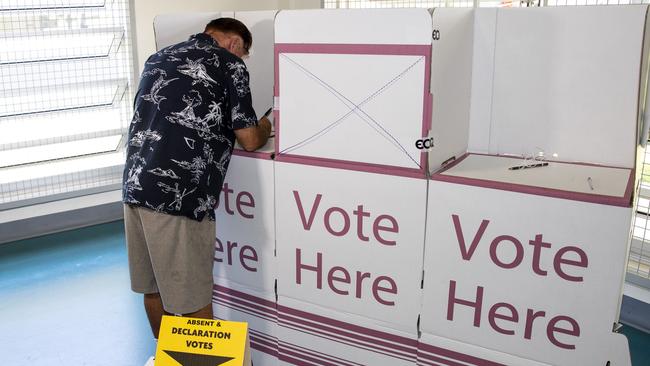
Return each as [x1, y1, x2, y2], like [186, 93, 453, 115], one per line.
[415, 137, 434, 151]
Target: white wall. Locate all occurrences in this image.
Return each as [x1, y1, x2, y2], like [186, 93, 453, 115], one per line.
[131, 0, 321, 74]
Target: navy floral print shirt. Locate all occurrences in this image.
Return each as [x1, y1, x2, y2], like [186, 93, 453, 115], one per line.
[123, 33, 258, 221]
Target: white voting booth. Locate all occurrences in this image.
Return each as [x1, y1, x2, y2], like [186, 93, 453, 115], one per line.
[151, 6, 646, 366]
[154, 10, 279, 366]
[274, 8, 431, 366]
[420, 6, 647, 366]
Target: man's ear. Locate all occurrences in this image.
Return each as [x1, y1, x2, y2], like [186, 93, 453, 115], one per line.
[224, 35, 238, 53]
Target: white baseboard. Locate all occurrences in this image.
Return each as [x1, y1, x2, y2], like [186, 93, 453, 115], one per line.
[0, 190, 123, 244]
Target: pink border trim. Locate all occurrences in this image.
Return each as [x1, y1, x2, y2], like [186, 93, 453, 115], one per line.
[433, 153, 634, 207]
[250, 335, 277, 351]
[276, 302, 512, 366]
[279, 322, 415, 363]
[279, 312, 416, 355]
[213, 292, 277, 322]
[232, 148, 274, 160]
[251, 343, 278, 358]
[276, 153, 427, 180]
[278, 304, 418, 347]
[213, 284, 277, 310]
[274, 43, 431, 177]
[279, 340, 364, 366]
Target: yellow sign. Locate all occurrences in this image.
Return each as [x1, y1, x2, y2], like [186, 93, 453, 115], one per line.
[155, 316, 249, 366]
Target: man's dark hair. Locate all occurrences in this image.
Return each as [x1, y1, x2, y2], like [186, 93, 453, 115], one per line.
[205, 18, 252, 53]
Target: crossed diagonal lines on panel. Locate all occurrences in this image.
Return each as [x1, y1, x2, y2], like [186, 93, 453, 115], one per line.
[279, 53, 424, 169]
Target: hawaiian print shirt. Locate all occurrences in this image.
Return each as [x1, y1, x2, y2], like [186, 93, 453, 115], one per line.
[122, 33, 258, 221]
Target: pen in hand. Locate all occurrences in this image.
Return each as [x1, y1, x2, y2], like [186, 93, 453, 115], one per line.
[262, 106, 274, 137]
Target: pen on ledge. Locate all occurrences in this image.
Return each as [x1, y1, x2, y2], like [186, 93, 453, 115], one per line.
[508, 162, 549, 170]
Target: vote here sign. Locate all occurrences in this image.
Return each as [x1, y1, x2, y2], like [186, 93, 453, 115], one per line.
[421, 180, 632, 366]
[214, 153, 276, 293]
[275, 160, 427, 332]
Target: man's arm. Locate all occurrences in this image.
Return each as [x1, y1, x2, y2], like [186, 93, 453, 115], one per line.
[234, 115, 272, 151]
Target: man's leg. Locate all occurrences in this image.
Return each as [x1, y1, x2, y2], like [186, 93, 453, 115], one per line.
[144, 294, 210, 338]
[144, 292, 171, 338]
[137, 208, 216, 323]
[184, 302, 213, 319]
[124, 205, 164, 338]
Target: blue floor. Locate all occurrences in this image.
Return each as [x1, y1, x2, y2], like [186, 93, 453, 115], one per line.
[0, 220, 649, 365]
[622, 325, 650, 366]
[0, 221, 153, 366]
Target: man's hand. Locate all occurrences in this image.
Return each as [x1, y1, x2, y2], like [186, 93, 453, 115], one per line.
[234, 116, 272, 152]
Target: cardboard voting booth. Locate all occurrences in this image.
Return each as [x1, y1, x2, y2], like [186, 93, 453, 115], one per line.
[420, 6, 647, 366]
[422, 158, 634, 366]
[428, 6, 647, 169]
[151, 6, 646, 366]
[274, 8, 431, 365]
[216, 12, 279, 366]
[213, 148, 278, 366]
[154, 10, 280, 366]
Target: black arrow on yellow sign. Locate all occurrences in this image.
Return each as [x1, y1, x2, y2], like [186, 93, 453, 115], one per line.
[163, 350, 235, 366]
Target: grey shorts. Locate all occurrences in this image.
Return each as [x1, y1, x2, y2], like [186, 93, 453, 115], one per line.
[123, 204, 216, 314]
